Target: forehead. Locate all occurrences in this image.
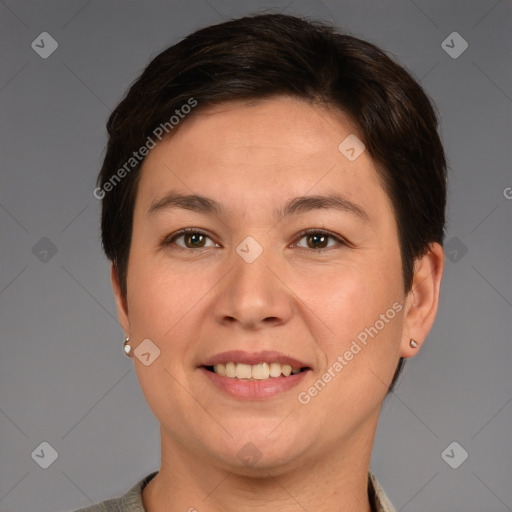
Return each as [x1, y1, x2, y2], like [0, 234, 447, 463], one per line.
[135, 96, 389, 221]
[166, 97, 361, 162]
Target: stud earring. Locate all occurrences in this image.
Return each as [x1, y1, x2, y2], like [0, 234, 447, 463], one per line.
[409, 339, 419, 348]
[123, 337, 132, 357]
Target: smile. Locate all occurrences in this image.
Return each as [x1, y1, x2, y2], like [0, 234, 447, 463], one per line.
[200, 350, 312, 399]
[205, 362, 307, 380]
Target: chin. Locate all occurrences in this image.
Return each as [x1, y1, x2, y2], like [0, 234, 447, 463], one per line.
[206, 426, 312, 474]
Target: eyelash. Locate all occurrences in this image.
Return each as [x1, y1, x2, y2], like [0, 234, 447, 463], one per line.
[162, 227, 349, 252]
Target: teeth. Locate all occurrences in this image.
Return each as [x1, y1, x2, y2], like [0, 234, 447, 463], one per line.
[212, 362, 303, 380]
[215, 363, 226, 376]
[236, 363, 252, 379]
[225, 362, 236, 378]
[252, 363, 270, 380]
[281, 364, 292, 377]
[269, 362, 282, 378]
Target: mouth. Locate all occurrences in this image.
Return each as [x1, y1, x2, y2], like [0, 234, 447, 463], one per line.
[202, 362, 310, 381]
[199, 350, 312, 399]
[201, 350, 312, 379]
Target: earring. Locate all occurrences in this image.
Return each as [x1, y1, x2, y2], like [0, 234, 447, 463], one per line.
[123, 337, 132, 357]
[409, 339, 419, 348]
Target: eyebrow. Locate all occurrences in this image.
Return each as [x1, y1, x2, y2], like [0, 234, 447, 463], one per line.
[148, 191, 370, 222]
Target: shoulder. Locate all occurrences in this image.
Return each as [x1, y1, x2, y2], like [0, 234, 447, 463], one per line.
[74, 471, 159, 512]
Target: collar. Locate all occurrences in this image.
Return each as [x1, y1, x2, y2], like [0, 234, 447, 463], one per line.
[116, 470, 396, 511]
[368, 472, 396, 512]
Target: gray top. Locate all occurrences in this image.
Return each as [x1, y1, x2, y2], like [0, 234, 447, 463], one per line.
[75, 471, 396, 512]
[74, 472, 158, 512]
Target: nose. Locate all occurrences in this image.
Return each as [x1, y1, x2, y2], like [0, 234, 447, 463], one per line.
[212, 245, 294, 330]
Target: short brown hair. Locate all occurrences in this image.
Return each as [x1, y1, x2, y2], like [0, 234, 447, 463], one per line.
[97, 13, 447, 391]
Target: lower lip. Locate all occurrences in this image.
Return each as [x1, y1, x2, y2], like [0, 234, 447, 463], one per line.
[199, 367, 311, 400]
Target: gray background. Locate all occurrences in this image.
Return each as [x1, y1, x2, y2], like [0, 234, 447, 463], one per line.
[1, 1, 511, 511]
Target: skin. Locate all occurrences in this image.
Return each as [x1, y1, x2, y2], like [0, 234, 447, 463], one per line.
[111, 96, 444, 512]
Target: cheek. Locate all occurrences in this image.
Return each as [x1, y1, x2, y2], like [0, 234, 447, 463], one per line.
[289, 258, 404, 445]
[125, 255, 209, 422]
[291, 252, 403, 339]
[126, 250, 205, 339]
[291, 253, 404, 395]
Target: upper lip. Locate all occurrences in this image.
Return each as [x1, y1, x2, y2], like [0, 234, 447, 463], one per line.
[201, 350, 311, 369]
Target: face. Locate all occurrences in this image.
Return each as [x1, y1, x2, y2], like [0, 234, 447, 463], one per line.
[115, 96, 416, 473]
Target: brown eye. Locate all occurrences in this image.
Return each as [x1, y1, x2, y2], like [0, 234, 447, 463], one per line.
[306, 233, 329, 249]
[163, 229, 218, 250]
[183, 232, 206, 248]
[294, 230, 346, 251]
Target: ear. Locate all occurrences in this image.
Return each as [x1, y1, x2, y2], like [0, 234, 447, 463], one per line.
[111, 263, 130, 336]
[400, 242, 444, 358]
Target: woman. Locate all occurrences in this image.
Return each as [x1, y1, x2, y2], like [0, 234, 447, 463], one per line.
[79, 13, 445, 512]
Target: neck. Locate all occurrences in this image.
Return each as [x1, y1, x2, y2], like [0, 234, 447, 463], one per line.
[143, 418, 378, 512]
